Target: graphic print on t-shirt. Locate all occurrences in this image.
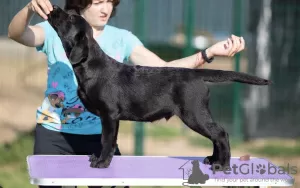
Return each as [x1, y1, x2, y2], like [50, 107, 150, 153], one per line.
[37, 60, 99, 129]
[35, 22, 143, 134]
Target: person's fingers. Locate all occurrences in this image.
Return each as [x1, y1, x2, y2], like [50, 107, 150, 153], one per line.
[236, 35, 244, 52]
[227, 37, 233, 56]
[234, 36, 245, 54]
[228, 38, 235, 56]
[37, 0, 51, 14]
[224, 42, 228, 50]
[239, 36, 245, 51]
[44, 0, 53, 12]
[234, 35, 241, 54]
[31, 0, 48, 19]
[230, 35, 239, 56]
[228, 36, 234, 56]
[28, 2, 35, 12]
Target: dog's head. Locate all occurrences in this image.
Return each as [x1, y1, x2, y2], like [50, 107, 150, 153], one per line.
[48, 5, 91, 66]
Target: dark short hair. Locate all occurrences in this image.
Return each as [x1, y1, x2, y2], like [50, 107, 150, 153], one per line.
[64, 0, 120, 18]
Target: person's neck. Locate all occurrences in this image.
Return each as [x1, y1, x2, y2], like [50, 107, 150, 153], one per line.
[92, 25, 105, 38]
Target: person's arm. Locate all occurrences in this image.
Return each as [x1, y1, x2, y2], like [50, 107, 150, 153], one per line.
[7, 0, 53, 47]
[129, 45, 210, 68]
[130, 35, 245, 68]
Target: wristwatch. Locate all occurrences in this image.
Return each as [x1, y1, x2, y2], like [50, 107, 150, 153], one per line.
[201, 49, 214, 63]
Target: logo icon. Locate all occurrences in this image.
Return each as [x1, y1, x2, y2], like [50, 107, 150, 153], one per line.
[256, 164, 266, 174]
[179, 159, 210, 185]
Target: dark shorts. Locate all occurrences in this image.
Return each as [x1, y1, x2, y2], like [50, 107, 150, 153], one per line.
[33, 124, 121, 156]
[33, 124, 122, 188]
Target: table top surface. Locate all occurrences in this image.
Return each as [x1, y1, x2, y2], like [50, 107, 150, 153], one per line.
[27, 155, 294, 180]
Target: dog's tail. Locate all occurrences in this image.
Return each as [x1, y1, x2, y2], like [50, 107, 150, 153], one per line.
[197, 69, 271, 85]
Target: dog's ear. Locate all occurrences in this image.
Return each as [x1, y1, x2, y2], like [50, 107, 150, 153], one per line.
[69, 41, 88, 65]
[66, 9, 79, 15]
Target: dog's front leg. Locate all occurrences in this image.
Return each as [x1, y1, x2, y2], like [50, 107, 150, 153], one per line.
[90, 118, 118, 168]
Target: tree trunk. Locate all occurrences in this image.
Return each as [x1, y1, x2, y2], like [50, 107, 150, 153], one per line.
[244, 0, 300, 140]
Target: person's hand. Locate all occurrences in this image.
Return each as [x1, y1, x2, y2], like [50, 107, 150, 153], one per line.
[27, 0, 53, 20]
[206, 34, 245, 58]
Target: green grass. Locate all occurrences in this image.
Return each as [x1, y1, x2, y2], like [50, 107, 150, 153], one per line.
[120, 120, 182, 141]
[0, 132, 35, 188]
[0, 134, 34, 165]
[187, 135, 242, 150]
[188, 136, 213, 148]
[146, 124, 181, 140]
[0, 164, 36, 188]
[188, 134, 300, 157]
[249, 144, 300, 157]
[122, 121, 300, 158]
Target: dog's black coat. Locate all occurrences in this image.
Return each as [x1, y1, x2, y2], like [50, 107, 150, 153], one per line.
[47, 6, 271, 169]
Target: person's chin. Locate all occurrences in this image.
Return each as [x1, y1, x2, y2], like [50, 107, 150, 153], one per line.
[95, 21, 108, 27]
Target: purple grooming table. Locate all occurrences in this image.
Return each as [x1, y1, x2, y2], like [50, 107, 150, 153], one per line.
[26, 155, 294, 187]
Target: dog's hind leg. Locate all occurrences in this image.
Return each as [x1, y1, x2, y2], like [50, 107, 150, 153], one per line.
[179, 108, 230, 170]
[90, 117, 119, 168]
[176, 89, 231, 170]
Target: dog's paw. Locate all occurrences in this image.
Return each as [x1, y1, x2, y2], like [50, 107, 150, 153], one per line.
[90, 160, 108, 168]
[90, 153, 113, 169]
[204, 156, 230, 171]
[89, 153, 98, 162]
[203, 156, 215, 165]
[90, 158, 112, 168]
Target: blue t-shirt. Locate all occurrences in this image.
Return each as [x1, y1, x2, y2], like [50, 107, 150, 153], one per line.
[35, 21, 143, 135]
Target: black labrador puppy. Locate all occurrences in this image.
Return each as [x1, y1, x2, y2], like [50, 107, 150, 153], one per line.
[47, 5, 271, 170]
